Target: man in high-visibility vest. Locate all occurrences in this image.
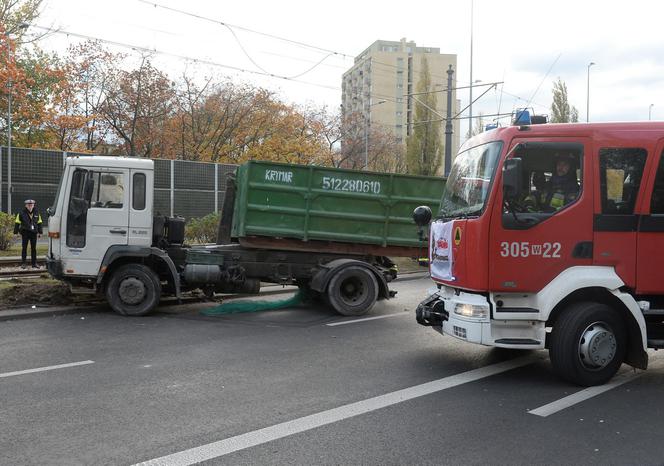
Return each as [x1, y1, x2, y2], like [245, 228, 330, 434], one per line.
[543, 154, 580, 211]
[13, 199, 43, 269]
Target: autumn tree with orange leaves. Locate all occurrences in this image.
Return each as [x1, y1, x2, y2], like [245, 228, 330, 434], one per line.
[0, 0, 403, 172]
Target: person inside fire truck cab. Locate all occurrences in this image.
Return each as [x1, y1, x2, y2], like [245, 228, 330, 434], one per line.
[519, 171, 547, 212]
[542, 153, 580, 211]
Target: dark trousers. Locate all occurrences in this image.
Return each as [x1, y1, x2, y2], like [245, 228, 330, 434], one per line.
[21, 231, 37, 266]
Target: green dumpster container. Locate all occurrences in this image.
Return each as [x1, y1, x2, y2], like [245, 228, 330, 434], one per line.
[231, 161, 444, 248]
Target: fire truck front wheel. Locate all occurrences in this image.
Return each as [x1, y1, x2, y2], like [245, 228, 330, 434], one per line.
[549, 302, 626, 387]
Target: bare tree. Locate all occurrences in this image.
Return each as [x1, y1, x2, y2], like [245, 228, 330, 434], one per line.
[100, 55, 175, 157]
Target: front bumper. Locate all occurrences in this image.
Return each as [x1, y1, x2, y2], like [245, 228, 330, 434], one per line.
[415, 287, 546, 349]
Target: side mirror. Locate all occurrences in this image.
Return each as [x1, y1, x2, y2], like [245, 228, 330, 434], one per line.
[412, 205, 433, 227]
[83, 178, 95, 202]
[502, 157, 523, 201]
[46, 206, 52, 217]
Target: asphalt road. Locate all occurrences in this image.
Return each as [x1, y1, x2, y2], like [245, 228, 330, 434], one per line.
[2, 275, 664, 466]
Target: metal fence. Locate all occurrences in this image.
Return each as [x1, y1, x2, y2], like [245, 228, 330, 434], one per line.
[0, 147, 237, 220]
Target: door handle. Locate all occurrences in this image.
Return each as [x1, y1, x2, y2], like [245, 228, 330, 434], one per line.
[109, 229, 127, 235]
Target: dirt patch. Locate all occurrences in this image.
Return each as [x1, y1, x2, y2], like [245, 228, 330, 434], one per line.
[0, 279, 73, 307]
[392, 256, 428, 274]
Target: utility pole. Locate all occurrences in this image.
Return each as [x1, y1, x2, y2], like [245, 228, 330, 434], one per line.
[586, 61, 595, 123]
[445, 65, 454, 177]
[468, 0, 474, 138]
[5, 23, 28, 214]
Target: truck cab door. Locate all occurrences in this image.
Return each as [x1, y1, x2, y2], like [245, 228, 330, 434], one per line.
[489, 139, 594, 292]
[128, 169, 153, 246]
[636, 141, 664, 294]
[593, 147, 649, 288]
[61, 167, 130, 276]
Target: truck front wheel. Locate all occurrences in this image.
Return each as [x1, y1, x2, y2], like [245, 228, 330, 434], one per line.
[106, 264, 161, 316]
[327, 266, 379, 316]
[549, 302, 626, 386]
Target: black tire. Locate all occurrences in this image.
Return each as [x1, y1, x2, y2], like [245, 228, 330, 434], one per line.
[326, 265, 379, 316]
[106, 264, 161, 316]
[549, 301, 626, 386]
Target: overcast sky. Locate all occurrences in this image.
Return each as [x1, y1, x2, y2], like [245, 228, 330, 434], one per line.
[35, 0, 664, 142]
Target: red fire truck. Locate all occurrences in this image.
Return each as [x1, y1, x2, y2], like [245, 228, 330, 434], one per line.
[414, 119, 664, 386]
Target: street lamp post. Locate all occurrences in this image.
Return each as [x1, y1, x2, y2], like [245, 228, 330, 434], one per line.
[364, 100, 385, 169]
[649, 104, 654, 121]
[586, 61, 595, 123]
[4, 23, 28, 214]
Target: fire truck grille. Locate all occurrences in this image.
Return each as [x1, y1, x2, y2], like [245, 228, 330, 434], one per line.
[453, 326, 467, 339]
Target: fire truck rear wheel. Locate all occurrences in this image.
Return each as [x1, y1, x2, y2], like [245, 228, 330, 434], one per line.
[549, 302, 626, 386]
[106, 263, 161, 316]
[327, 266, 379, 316]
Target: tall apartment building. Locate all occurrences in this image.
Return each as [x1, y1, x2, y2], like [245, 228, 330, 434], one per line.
[342, 38, 459, 175]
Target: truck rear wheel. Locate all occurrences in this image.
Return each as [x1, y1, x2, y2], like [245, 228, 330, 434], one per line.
[106, 264, 161, 316]
[549, 302, 626, 386]
[327, 266, 379, 316]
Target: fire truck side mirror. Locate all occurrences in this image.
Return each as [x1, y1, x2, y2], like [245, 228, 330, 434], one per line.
[502, 157, 523, 201]
[412, 205, 433, 227]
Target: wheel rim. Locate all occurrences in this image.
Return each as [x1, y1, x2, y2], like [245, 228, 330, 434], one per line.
[339, 276, 367, 306]
[118, 276, 147, 305]
[578, 321, 617, 370]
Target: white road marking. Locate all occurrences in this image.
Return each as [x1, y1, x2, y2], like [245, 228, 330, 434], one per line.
[133, 355, 538, 466]
[0, 360, 95, 379]
[326, 313, 408, 326]
[529, 370, 643, 417]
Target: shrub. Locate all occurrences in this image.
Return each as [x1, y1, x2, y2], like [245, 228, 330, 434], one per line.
[185, 212, 221, 244]
[0, 212, 16, 251]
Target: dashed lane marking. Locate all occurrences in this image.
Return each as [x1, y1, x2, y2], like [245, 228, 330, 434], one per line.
[0, 360, 95, 379]
[133, 355, 538, 466]
[529, 369, 641, 417]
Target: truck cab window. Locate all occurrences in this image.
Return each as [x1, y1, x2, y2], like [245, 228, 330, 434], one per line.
[91, 172, 124, 208]
[133, 173, 146, 210]
[650, 150, 664, 214]
[66, 169, 90, 248]
[503, 142, 583, 229]
[599, 148, 647, 214]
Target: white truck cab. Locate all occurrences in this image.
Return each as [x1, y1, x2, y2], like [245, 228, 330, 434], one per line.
[47, 156, 182, 316]
[49, 157, 154, 276]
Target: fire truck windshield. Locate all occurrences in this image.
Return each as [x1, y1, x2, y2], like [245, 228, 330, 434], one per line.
[439, 141, 503, 217]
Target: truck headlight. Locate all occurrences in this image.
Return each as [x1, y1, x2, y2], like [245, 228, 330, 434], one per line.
[454, 303, 489, 319]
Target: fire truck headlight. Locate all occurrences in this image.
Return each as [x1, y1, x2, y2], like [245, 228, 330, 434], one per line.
[454, 303, 489, 319]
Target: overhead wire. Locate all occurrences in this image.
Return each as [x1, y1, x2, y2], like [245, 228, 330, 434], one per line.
[137, 0, 353, 58]
[137, 0, 457, 84]
[31, 25, 342, 92]
[138, 0, 345, 79]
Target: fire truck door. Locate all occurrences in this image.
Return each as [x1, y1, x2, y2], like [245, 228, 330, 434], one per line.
[489, 139, 593, 292]
[637, 144, 664, 294]
[593, 147, 648, 288]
